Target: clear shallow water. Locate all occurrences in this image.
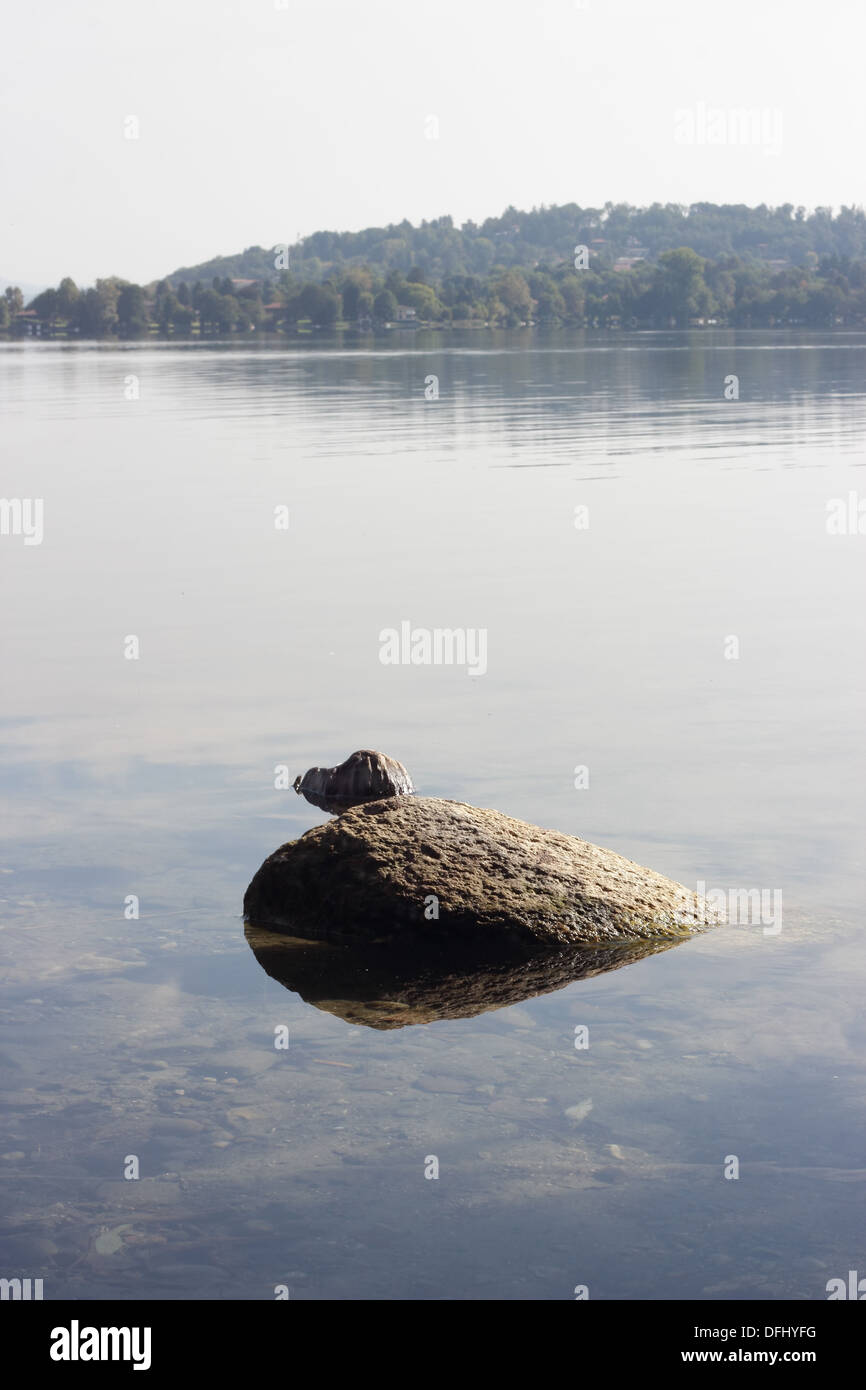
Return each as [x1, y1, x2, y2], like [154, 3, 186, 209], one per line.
[1, 329, 864, 1300]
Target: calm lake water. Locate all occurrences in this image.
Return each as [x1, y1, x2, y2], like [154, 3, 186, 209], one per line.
[1, 330, 865, 1300]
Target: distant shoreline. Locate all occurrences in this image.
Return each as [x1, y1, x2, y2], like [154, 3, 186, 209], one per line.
[5, 230, 866, 337]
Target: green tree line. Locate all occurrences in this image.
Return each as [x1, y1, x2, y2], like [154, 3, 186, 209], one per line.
[6, 246, 866, 337]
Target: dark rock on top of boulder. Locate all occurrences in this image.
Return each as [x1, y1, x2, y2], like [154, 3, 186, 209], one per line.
[244, 795, 722, 947]
[293, 748, 414, 814]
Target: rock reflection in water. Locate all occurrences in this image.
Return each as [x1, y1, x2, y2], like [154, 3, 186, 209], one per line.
[244, 922, 684, 1029]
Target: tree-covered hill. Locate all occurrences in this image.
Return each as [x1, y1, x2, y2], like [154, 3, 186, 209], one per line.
[166, 202, 866, 286]
[7, 201, 866, 338]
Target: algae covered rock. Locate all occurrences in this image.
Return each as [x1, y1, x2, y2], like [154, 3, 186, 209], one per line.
[244, 795, 721, 946]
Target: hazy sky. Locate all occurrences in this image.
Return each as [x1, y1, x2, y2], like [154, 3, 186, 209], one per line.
[2, 0, 864, 286]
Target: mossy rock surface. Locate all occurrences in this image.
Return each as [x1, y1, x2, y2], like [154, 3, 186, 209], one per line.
[244, 796, 723, 946]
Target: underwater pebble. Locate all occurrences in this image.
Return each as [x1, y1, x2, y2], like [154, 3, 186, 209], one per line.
[93, 1224, 132, 1256]
[226, 1107, 264, 1125]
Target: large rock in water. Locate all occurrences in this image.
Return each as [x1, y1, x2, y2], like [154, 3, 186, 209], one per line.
[243, 796, 721, 945]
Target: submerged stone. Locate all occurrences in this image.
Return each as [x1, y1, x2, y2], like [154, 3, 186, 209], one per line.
[243, 795, 722, 947]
